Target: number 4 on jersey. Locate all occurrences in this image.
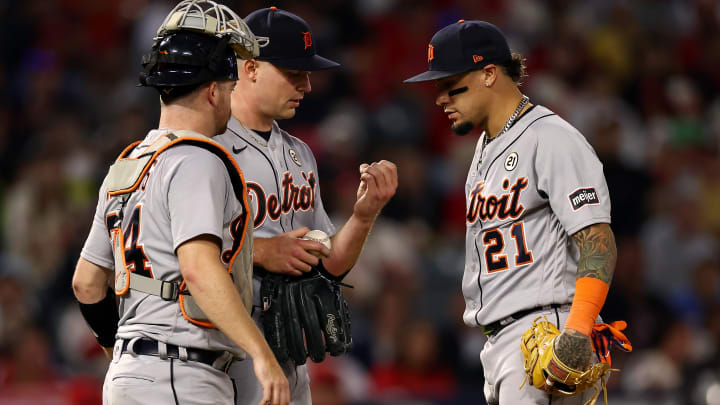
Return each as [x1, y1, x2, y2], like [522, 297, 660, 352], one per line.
[106, 205, 153, 278]
[482, 222, 533, 273]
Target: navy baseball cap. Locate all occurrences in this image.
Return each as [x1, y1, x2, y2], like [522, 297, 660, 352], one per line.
[404, 20, 511, 83]
[245, 7, 340, 71]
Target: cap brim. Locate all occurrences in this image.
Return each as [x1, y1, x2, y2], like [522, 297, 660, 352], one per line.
[403, 68, 470, 83]
[262, 54, 340, 71]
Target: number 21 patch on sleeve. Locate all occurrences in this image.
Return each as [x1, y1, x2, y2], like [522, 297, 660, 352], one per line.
[568, 188, 599, 211]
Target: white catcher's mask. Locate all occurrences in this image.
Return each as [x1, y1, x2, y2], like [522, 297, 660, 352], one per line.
[156, 0, 269, 59]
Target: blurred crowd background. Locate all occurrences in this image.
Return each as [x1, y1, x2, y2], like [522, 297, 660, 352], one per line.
[1, 0, 720, 404]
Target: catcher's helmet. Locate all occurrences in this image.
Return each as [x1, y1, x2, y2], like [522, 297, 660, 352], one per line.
[139, 29, 238, 88]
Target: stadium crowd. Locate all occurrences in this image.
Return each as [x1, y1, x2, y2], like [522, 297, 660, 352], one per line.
[0, 0, 719, 404]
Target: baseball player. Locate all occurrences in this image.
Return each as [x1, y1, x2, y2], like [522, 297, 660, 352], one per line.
[71, 2, 289, 404]
[213, 7, 398, 405]
[404, 21, 618, 404]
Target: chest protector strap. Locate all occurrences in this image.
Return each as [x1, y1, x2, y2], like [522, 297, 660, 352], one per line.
[106, 130, 254, 328]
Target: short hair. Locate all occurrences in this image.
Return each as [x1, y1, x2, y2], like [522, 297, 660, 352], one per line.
[158, 84, 203, 105]
[499, 53, 527, 84]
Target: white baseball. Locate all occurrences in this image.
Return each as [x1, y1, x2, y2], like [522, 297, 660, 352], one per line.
[301, 229, 331, 257]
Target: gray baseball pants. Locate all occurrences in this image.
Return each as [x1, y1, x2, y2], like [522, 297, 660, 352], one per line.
[103, 338, 235, 405]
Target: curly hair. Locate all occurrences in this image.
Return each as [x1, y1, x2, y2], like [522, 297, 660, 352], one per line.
[499, 53, 527, 84]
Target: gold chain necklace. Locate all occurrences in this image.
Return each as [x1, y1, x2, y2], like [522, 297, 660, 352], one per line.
[483, 94, 529, 149]
[237, 121, 269, 147]
[478, 95, 529, 168]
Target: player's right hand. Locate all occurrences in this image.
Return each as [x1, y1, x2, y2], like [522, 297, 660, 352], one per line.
[254, 354, 290, 405]
[254, 227, 331, 276]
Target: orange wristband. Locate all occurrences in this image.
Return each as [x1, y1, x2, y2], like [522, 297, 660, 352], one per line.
[564, 277, 610, 336]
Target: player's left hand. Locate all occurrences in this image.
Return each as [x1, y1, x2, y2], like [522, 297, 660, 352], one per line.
[354, 160, 397, 222]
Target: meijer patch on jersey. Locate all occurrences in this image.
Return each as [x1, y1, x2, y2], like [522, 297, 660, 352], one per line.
[568, 187, 599, 210]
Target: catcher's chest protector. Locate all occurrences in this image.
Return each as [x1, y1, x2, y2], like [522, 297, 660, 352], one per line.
[106, 131, 254, 327]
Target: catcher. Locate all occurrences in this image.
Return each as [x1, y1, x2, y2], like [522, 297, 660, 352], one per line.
[72, 1, 290, 404]
[404, 20, 631, 404]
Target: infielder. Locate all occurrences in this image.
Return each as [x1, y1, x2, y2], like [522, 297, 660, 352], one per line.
[71, 2, 288, 404]
[405, 21, 619, 404]
[213, 7, 398, 404]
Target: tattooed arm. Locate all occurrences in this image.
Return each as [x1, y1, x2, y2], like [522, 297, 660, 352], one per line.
[572, 223, 617, 284]
[554, 223, 617, 370]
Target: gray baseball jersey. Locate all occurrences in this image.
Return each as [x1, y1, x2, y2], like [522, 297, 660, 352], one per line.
[215, 117, 336, 240]
[215, 116, 336, 404]
[462, 105, 611, 327]
[81, 129, 248, 354]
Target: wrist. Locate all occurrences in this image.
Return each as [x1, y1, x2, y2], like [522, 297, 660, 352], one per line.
[564, 277, 609, 336]
[252, 237, 266, 266]
[255, 346, 279, 365]
[351, 211, 376, 228]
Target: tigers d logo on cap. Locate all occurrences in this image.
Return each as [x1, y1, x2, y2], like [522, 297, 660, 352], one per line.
[244, 7, 340, 71]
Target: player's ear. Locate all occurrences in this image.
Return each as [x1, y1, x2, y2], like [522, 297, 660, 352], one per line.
[207, 81, 219, 107]
[243, 59, 259, 82]
[483, 64, 500, 87]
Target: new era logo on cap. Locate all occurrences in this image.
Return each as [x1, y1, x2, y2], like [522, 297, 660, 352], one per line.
[404, 20, 511, 83]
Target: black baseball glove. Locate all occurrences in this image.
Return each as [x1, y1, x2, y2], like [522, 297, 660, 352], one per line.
[260, 267, 352, 365]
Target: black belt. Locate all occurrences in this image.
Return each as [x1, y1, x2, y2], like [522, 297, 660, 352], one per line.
[481, 304, 565, 336]
[121, 339, 233, 371]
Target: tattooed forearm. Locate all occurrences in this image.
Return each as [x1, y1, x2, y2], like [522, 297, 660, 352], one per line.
[555, 329, 593, 369]
[571, 223, 617, 284]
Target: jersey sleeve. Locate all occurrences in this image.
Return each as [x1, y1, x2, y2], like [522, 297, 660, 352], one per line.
[166, 147, 231, 251]
[80, 182, 114, 269]
[534, 122, 611, 235]
[307, 154, 336, 236]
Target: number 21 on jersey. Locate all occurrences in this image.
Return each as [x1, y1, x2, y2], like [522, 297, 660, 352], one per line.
[482, 222, 533, 272]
